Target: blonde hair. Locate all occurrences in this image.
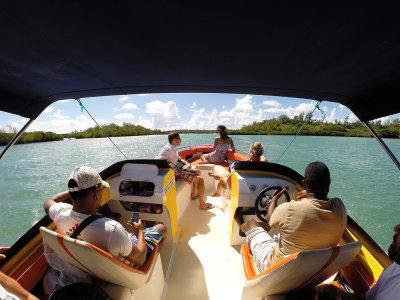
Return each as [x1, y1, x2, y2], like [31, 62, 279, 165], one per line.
[249, 142, 264, 157]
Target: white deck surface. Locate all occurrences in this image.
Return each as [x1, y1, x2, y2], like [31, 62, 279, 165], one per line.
[165, 196, 245, 300]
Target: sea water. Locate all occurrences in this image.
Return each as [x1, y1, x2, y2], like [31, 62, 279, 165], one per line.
[0, 134, 399, 252]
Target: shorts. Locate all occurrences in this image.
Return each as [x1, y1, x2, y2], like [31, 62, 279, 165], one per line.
[246, 227, 277, 273]
[130, 226, 163, 254]
[175, 172, 195, 184]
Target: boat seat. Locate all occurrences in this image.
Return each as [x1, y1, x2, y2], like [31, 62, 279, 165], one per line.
[175, 179, 191, 195]
[340, 260, 376, 295]
[241, 241, 362, 296]
[39, 226, 159, 290]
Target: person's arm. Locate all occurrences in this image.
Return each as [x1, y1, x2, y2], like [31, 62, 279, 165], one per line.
[125, 219, 147, 267]
[0, 247, 9, 259]
[0, 272, 39, 300]
[229, 137, 235, 152]
[211, 138, 218, 151]
[43, 191, 70, 216]
[267, 189, 286, 222]
[180, 157, 189, 165]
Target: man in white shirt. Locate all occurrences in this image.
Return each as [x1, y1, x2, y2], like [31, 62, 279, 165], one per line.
[156, 132, 214, 210]
[43, 166, 167, 294]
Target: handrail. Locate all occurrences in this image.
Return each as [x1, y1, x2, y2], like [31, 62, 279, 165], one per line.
[0, 119, 34, 162]
[363, 121, 400, 172]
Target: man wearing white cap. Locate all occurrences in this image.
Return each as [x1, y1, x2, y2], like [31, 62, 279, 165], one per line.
[43, 166, 167, 294]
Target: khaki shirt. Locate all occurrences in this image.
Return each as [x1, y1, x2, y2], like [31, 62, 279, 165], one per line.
[266, 197, 347, 268]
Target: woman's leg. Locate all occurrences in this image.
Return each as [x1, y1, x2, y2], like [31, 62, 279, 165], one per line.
[209, 172, 228, 197]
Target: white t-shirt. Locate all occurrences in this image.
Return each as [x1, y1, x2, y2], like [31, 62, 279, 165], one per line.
[43, 203, 134, 294]
[49, 202, 132, 257]
[0, 284, 19, 300]
[156, 143, 180, 166]
[367, 262, 400, 300]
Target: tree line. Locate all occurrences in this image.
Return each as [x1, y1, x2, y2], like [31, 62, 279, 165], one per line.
[0, 131, 64, 146]
[1, 115, 400, 146]
[230, 114, 400, 138]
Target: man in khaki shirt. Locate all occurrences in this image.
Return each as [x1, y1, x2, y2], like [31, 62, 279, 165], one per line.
[242, 161, 347, 272]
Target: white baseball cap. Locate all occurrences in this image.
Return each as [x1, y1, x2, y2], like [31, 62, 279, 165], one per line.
[68, 166, 110, 192]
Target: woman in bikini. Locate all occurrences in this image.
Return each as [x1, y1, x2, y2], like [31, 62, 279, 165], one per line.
[200, 125, 235, 164]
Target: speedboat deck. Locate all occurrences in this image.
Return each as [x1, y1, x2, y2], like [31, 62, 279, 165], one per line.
[165, 195, 244, 300]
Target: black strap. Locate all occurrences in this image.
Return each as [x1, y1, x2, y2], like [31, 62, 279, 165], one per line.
[70, 214, 104, 239]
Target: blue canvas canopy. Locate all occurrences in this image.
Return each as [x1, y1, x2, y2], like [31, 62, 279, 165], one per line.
[1, 1, 400, 121]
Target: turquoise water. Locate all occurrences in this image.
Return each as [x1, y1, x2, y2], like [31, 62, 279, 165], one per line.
[0, 134, 399, 252]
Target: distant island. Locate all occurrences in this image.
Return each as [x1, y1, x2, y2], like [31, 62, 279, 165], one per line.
[1, 114, 399, 146]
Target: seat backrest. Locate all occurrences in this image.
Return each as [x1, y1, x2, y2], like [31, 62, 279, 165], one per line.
[241, 241, 362, 296]
[40, 226, 159, 290]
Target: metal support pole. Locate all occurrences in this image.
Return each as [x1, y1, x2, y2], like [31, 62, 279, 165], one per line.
[363, 121, 400, 172]
[0, 119, 35, 161]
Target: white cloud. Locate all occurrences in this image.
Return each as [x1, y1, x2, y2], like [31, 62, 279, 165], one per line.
[122, 102, 139, 110]
[339, 104, 345, 111]
[115, 112, 134, 119]
[190, 102, 197, 109]
[347, 113, 358, 123]
[113, 107, 118, 111]
[26, 115, 108, 134]
[57, 99, 72, 103]
[145, 100, 180, 129]
[7, 121, 21, 132]
[183, 95, 265, 130]
[263, 100, 280, 107]
[138, 94, 148, 96]
[184, 108, 219, 130]
[373, 116, 390, 124]
[52, 109, 68, 120]
[120, 96, 129, 102]
[263, 102, 315, 118]
[324, 107, 337, 123]
[136, 116, 153, 129]
[43, 106, 54, 113]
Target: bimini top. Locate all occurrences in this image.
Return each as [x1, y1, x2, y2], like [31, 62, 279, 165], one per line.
[1, 1, 400, 121]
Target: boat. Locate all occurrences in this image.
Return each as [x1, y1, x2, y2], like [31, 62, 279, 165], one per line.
[1, 2, 400, 299]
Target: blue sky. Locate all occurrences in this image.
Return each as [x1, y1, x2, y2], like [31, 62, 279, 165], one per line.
[0, 93, 398, 134]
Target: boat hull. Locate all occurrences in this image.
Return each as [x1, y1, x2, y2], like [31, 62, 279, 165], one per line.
[0, 148, 391, 299]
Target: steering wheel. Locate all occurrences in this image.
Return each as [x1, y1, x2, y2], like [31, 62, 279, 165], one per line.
[254, 185, 291, 223]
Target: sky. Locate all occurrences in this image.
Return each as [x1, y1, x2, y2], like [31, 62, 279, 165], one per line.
[0, 93, 398, 134]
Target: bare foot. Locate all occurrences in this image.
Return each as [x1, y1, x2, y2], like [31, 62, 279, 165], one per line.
[199, 203, 215, 210]
[210, 192, 220, 197]
[208, 172, 219, 180]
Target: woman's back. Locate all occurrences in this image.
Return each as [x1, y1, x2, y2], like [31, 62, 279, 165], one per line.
[215, 136, 231, 144]
[204, 143, 230, 163]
